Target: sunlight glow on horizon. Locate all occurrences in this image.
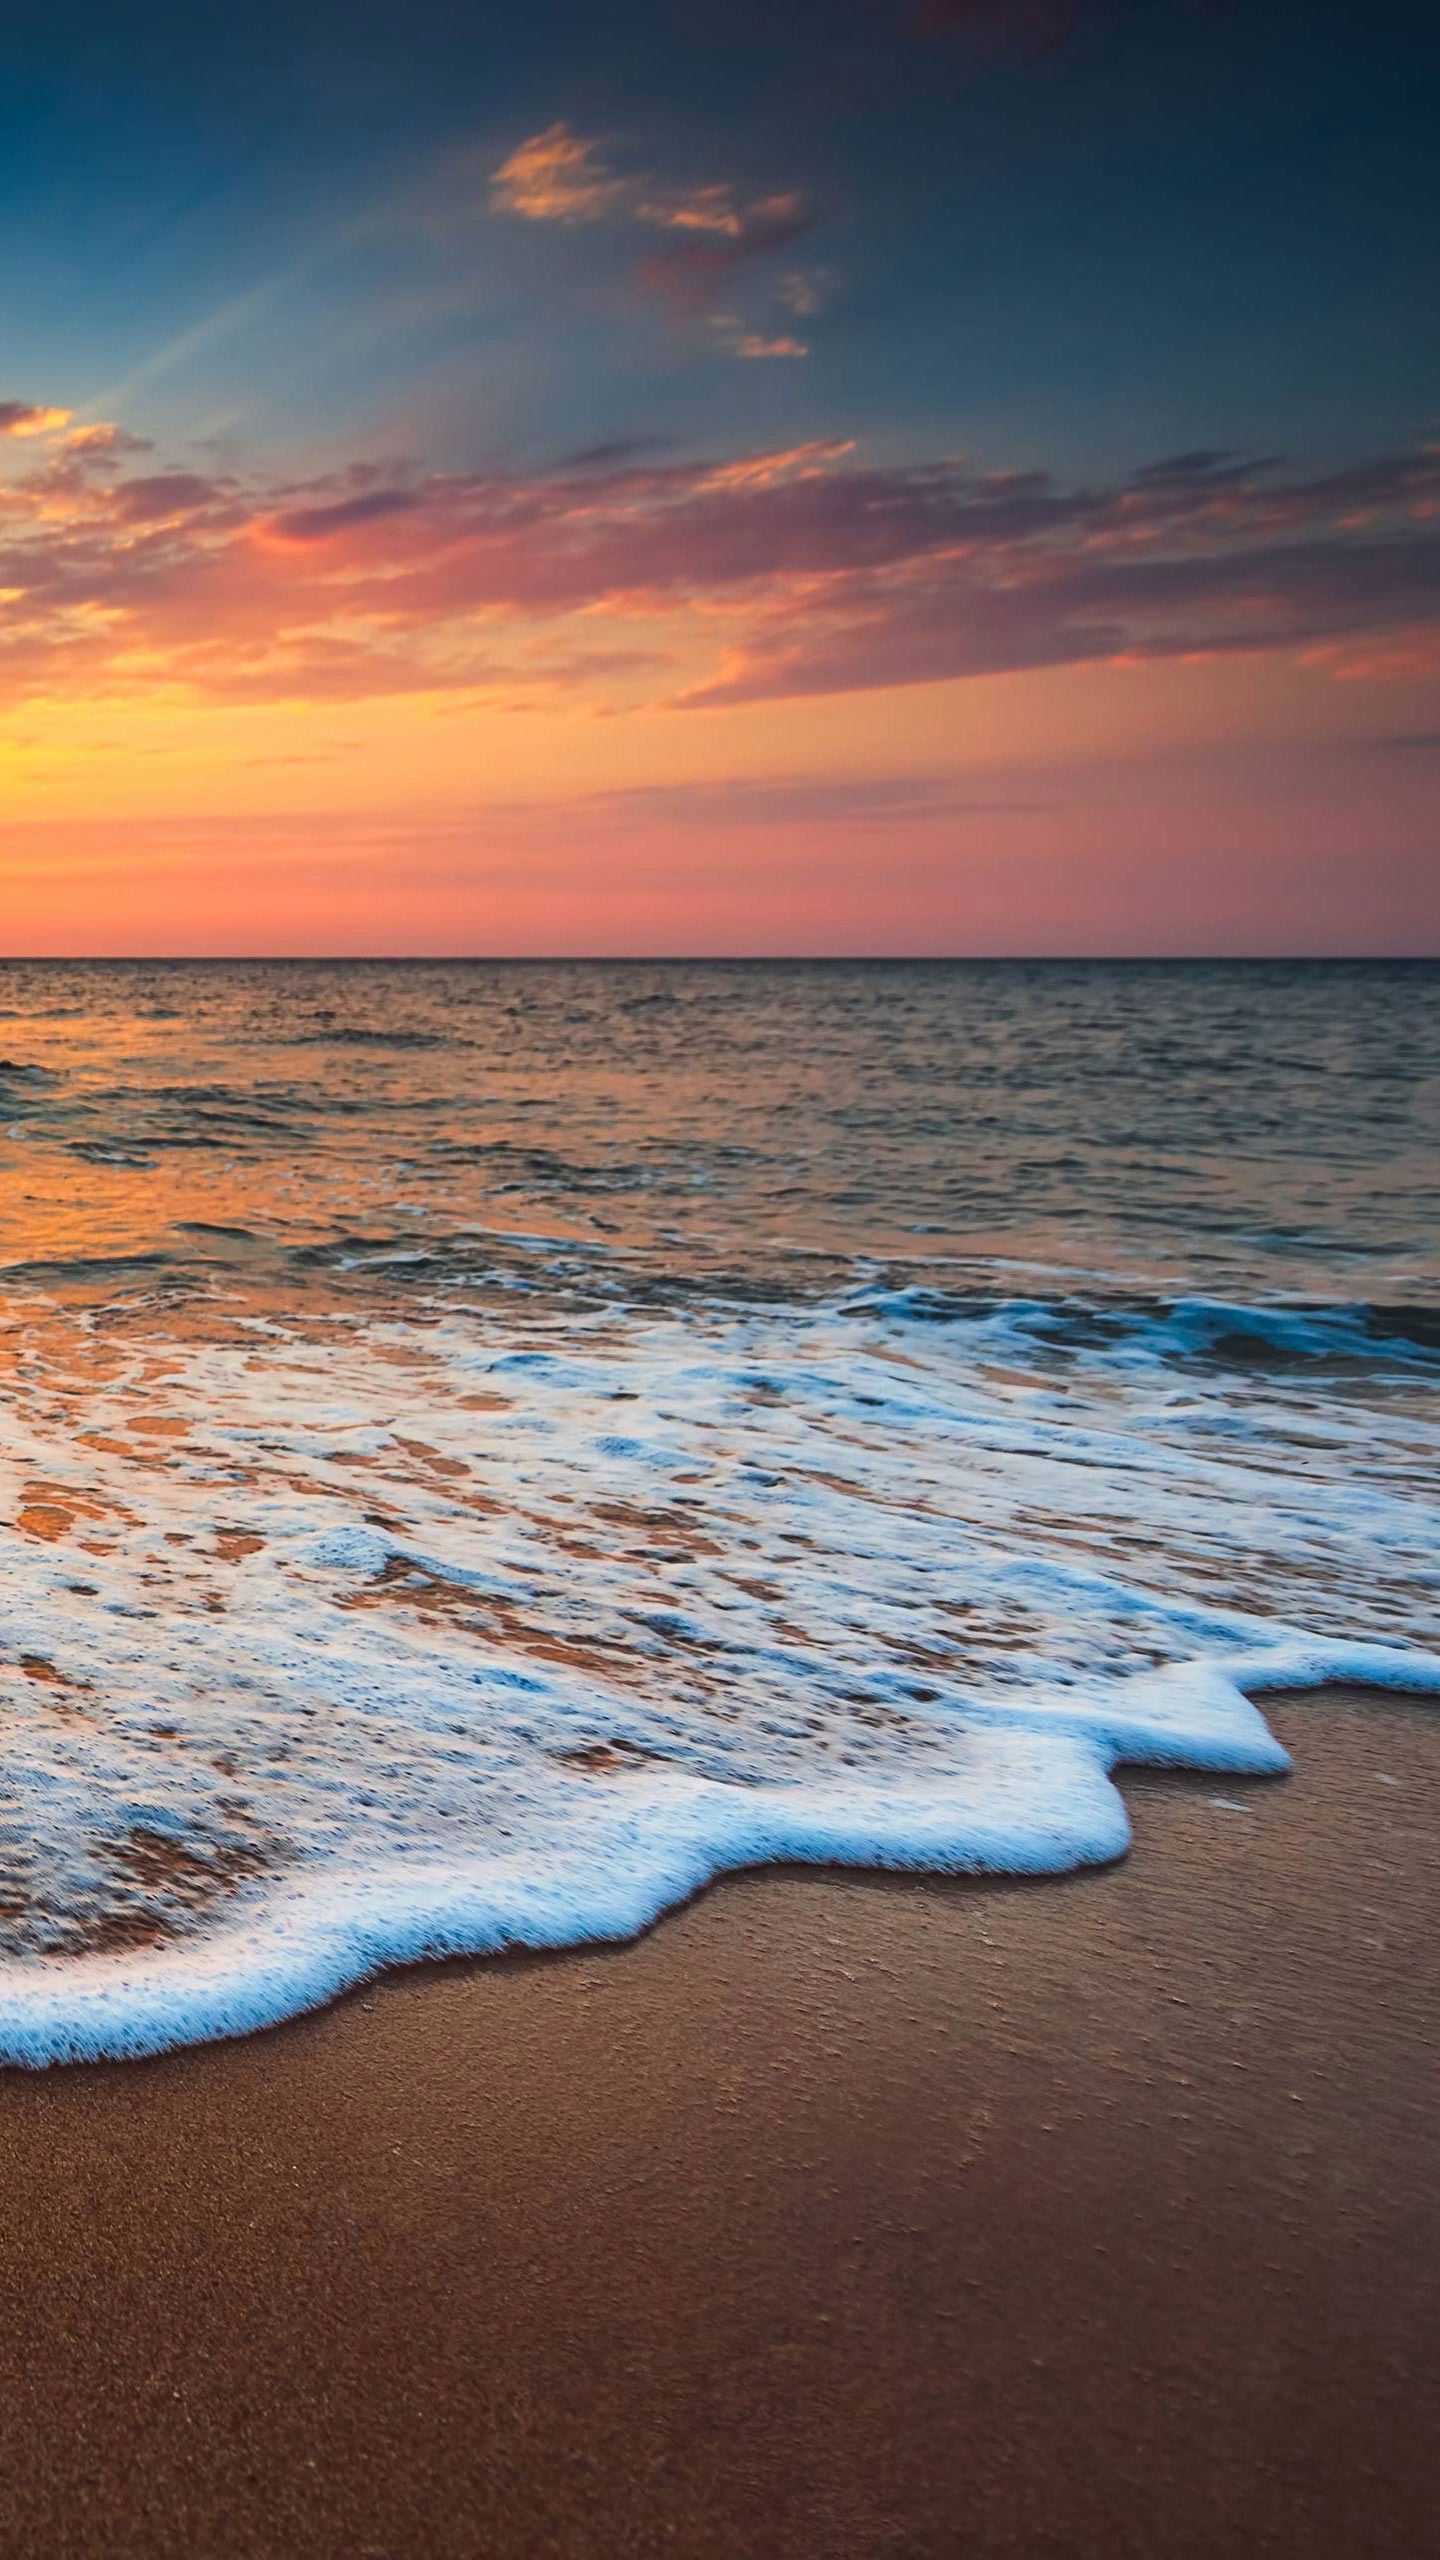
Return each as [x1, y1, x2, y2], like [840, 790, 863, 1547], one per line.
[2, 6, 1438, 954]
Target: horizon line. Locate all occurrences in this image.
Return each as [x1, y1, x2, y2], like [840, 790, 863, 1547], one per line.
[0, 951, 1435, 968]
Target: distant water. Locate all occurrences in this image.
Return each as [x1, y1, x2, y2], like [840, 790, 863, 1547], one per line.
[1, 959, 1436, 2063]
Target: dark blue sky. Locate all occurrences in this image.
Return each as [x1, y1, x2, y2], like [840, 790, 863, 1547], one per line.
[5, 1, 1436, 475]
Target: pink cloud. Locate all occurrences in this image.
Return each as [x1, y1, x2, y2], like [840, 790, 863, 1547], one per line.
[0, 421, 1437, 712]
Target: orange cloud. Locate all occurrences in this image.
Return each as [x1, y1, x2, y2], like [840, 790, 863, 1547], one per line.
[490, 124, 632, 224]
[0, 400, 73, 440]
[60, 421, 153, 463]
[717, 327, 810, 360]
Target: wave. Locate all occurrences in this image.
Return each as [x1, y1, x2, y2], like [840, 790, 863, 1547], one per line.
[0, 1280, 1435, 2063]
[847, 1284, 1440, 1366]
[66, 1141, 156, 1168]
[0, 1248, 177, 1287]
[285, 1026, 457, 1050]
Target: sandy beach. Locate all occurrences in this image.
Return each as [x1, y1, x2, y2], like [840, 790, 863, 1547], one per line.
[0, 1682, 1431, 2557]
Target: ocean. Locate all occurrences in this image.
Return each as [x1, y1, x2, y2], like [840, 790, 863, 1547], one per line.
[1, 957, 1436, 2063]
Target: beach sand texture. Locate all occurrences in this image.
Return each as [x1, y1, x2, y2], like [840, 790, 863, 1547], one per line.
[0, 1681, 1433, 2559]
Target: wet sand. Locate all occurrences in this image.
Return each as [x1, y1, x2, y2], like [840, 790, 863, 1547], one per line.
[0, 1682, 1435, 2558]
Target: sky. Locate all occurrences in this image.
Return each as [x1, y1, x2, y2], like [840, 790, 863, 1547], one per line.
[1, 0, 1437, 954]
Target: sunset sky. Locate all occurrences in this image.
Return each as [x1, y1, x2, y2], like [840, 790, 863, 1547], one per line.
[2, 0, 1437, 953]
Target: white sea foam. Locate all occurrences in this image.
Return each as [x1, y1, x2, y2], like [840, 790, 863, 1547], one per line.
[0, 1287, 1436, 2065]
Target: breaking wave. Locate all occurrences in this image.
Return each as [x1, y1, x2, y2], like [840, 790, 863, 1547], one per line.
[0, 1279, 1435, 2065]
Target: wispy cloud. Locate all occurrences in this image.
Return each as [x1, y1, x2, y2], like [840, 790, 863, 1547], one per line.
[564, 774, 1035, 826]
[490, 124, 633, 225]
[711, 321, 810, 361]
[776, 270, 838, 318]
[263, 487, 422, 544]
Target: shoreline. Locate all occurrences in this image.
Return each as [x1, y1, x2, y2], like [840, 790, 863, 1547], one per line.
[6, 1653, 1435, 2070]
[0, 1680, 1435, 2555]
